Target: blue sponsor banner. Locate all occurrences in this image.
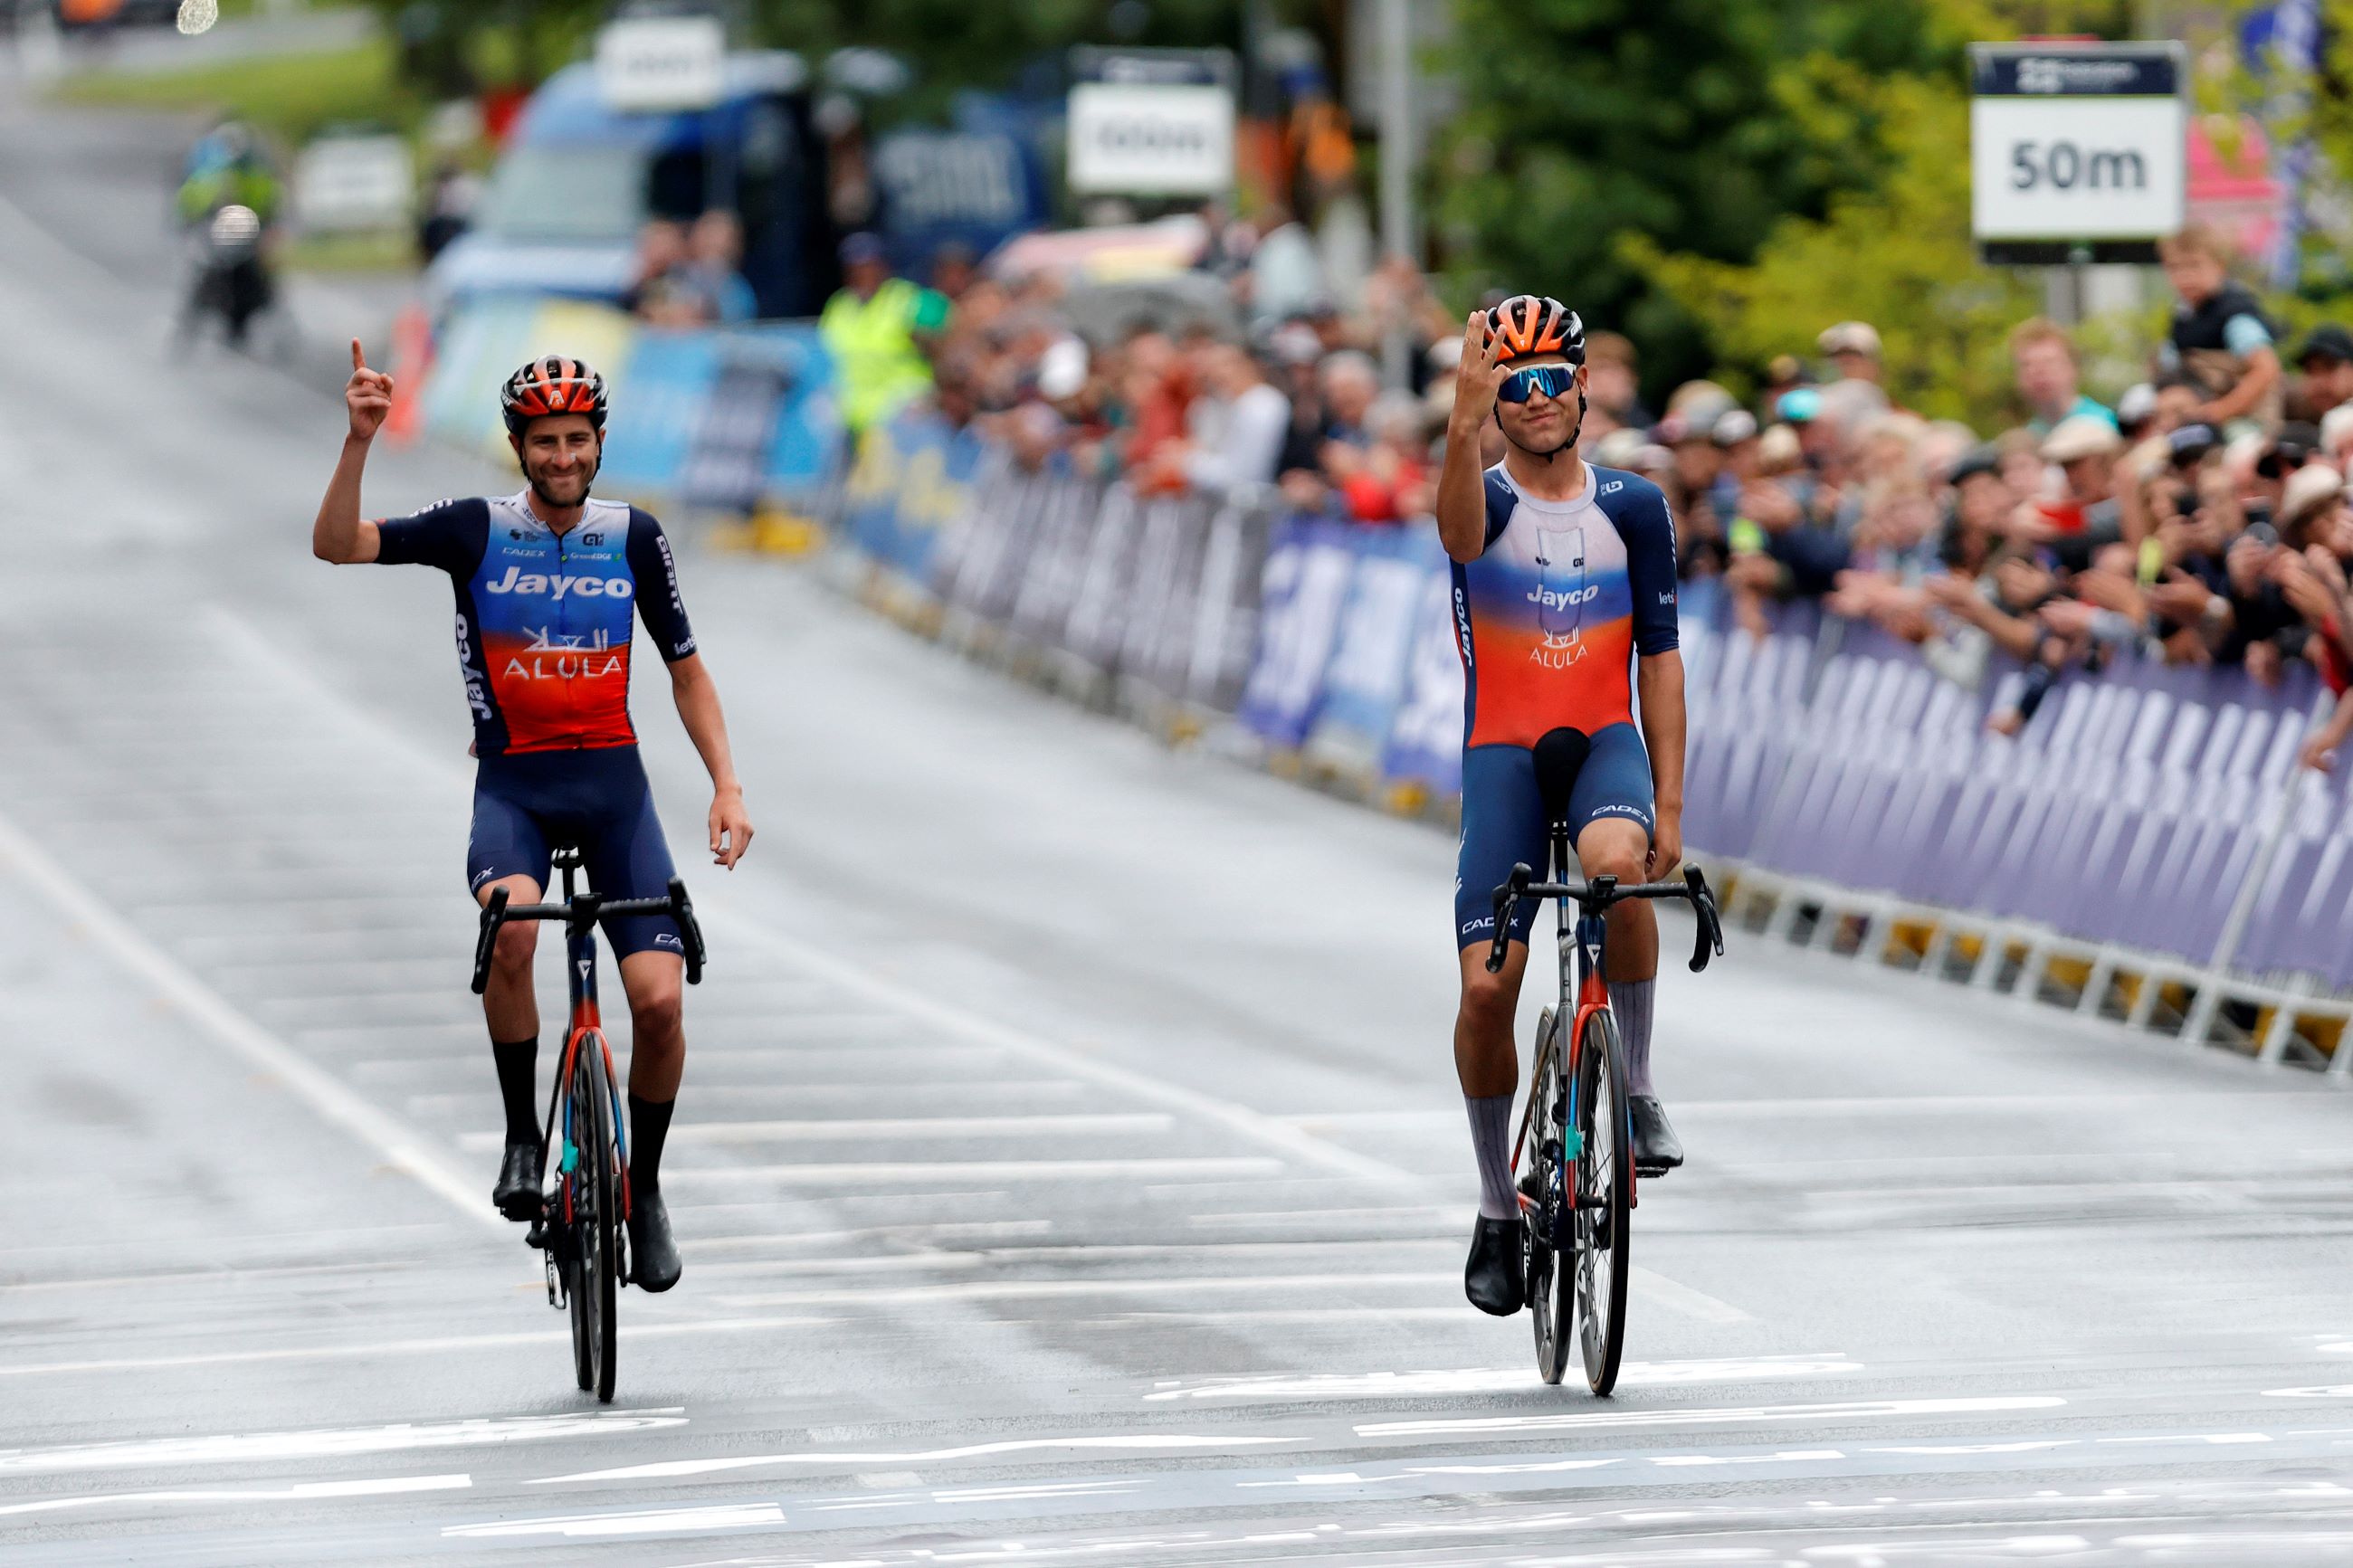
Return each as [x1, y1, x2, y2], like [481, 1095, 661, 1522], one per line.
[1378, 559, 1468, 795]
[740, 324, 840, 501]
[597, 328, 724, 495]
[1309, 526, 1443, 768]
[836, 409, 989, 581]
[1236, 517, 1358, 748]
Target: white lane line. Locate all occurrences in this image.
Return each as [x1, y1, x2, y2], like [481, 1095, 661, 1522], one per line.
[1357, 1394, 2068, 1438]
[444, 1503, 782, 1539]
[0, 809, 496, 1229]
[534, 1434, 1300, 1486]
[1143, 1355, 1859, 1402]
[699, 891, 1422, 1193]
[707, 1271, 1456, 1309]
[662, 1157, 1283, 1186]
[453, 1113, 1176, 1153]
[0, 1316, 835, 1378]
[0, 1411, 684, 1476]
[0, 1473, 471, 1517]
[1632, 1266, 1752, 1325]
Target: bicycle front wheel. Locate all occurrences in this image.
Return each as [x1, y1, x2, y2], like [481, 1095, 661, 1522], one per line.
[1527, 1008, 1574, 1387]
[567, 1039, 620, 1403]
[1574, 1005, 1633, 1395]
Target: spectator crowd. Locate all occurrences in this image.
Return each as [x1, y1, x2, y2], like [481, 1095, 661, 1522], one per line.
[849, 214, 2353, 769]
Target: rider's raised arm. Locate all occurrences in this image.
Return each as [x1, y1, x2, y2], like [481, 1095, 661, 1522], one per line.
[317, 338, 398, 564]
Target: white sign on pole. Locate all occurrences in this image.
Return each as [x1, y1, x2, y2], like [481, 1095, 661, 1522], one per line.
[1066, 82, 1234, 196]
[595, 16, 727, 113]
[1969, 43, 2185, 258]
[292, 135, 414, 233]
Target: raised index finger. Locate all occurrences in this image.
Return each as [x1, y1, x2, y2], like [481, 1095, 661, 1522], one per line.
[350, 338, 367, 373]
[1463, 311, 1491, 365]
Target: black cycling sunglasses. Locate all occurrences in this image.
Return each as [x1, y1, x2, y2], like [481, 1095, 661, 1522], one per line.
[1498, 364, 1577, 404]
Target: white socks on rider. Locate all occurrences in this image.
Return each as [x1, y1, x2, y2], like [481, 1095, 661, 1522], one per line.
[1615, 978, 1656, 1097]
[1465, 1093, 1518, 1221]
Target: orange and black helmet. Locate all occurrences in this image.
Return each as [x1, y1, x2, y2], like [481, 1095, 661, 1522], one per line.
[500, 356, 607, 434]
[1483, 295, 1584, 366]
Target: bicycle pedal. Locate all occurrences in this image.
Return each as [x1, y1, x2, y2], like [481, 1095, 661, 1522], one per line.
[524, 1221, 548, 1250]
[1634, 1161, 1672, 1179]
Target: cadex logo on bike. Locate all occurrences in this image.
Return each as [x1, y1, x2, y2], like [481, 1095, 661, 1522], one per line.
[1484, 726, 1724, 1392]
[470, 843, 706, 1402]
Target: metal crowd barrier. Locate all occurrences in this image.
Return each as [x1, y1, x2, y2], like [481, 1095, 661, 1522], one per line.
[831, 414, 2353, 1066]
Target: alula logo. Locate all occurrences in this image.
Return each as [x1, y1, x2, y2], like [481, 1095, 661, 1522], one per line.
[484, 565, 634, 600]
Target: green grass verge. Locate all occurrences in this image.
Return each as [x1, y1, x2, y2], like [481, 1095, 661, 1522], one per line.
[52, 37, 416, 145]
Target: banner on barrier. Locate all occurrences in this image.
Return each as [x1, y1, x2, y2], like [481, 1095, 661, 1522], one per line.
[1306, 526, 1441, 774]
[1235, 517, 1357, 748]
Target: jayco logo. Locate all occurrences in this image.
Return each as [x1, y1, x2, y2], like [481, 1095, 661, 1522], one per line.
[1526, 584, 1600, 613]
[484, 565, 634, 600]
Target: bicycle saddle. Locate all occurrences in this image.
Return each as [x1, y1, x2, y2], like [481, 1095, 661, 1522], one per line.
[1533, 727, 1592, 825]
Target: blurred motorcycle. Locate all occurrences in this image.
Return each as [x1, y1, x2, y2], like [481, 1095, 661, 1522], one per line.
[176, 203, 279, 351]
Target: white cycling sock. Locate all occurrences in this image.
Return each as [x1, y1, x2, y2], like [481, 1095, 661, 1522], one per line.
[1615, 978, 1656, 1097]
[1465, 1093, 1518, 1221]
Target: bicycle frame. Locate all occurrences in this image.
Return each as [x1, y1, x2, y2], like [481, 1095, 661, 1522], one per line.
[538, 852, 632, 1231]
[1511, 819, 1622, 1214]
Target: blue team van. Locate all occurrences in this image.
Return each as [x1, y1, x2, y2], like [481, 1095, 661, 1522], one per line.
[425, 52, 836, 320]
[426, 47, 1049, 324]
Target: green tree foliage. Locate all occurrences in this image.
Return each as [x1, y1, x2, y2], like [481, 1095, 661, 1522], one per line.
[1436, 0, 1974, 394]
[1632, 74, 2037, 426]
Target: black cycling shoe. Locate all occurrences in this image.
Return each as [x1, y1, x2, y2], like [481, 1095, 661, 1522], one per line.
[1629, 1096, 1685, 1174]
[492, 1140, 543, 1221]
[1464, 1215, 1526, 1316]
[627, 1191, 682, 1293]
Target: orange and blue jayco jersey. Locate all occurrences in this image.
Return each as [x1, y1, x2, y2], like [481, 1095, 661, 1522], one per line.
[1453, 462, 1680, 747]
[374, 492, 697, 755]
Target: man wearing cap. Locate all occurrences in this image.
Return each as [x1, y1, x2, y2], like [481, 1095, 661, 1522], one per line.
[2297, 324, 2353, 420]
[2037, 414, 2125, 551]
[819, 233, 952, 440]
[1819, 321, 1884, 386]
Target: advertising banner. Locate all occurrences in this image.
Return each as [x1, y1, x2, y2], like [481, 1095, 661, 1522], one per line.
[1235, 518, 1357, 748]
[1309, 526, 1441, 774]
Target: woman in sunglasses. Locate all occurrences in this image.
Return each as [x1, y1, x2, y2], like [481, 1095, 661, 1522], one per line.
[1434, 295, 1690, 1317]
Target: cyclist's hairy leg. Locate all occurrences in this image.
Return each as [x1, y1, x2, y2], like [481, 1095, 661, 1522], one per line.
[617, 949, 686, 1290]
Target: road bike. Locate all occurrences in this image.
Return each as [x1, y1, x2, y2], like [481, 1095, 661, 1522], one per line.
[1483, 727, 1724, 1392]
[470, 844, 705, 1402]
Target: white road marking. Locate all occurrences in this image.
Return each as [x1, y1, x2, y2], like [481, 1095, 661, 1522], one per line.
[0, 1411, 684, 1475]
[534, 1434, 1300, 1485]
[454, 1113, 1175, 1153]
[0, 809, 494, 1228]
[0, 1316, 835, 1378]
[1358, 1395, 2069, 1438]
[662, 1157, 1284, 1185]
[0, 1473, 471, 1516]
[708, 1270, 1456, 1310]
[1632, 1265, 1750, 1324]
[443, 1503, 783, 1538]
[1144, 1354, 1859, 1402]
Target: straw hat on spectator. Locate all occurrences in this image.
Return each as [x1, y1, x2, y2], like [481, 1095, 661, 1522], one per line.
[1756, 423, 1804, 474]
[2282, 462, 2345, 530]
[2040, 413, 2123, 463]
[1818, 320, 1882, 360]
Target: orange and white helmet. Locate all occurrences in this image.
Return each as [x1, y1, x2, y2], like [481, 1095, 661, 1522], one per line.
[500, 356, 607, 434]
[1483, 295, 1585, 366]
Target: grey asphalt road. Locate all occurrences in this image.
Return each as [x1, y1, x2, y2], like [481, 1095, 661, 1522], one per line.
[5, 90, 2353, 1568]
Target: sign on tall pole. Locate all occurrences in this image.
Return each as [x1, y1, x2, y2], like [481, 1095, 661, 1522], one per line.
[1377, 0, 1415, 391]
[1970, 41, 2187, 267]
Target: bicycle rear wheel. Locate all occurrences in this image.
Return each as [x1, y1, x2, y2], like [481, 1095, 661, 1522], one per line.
[1526, 1008, 1574, 1386]
[1574, 1005, 1633, 1395]
[567, 1037, 620, 1402]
